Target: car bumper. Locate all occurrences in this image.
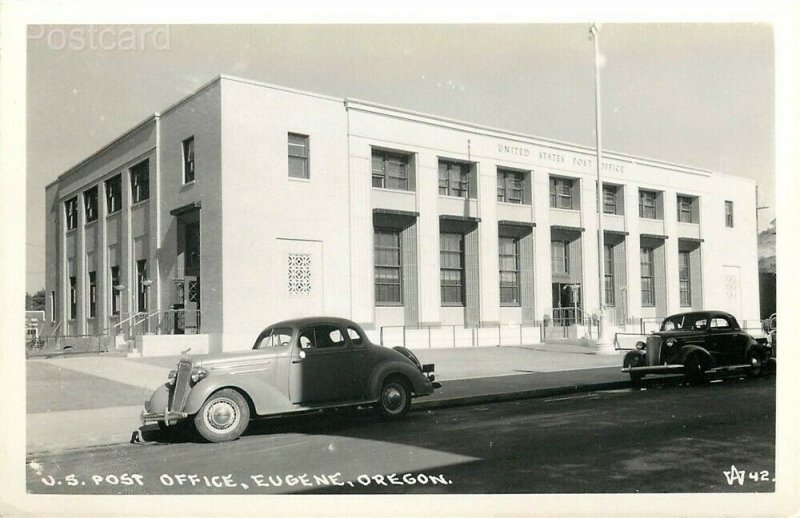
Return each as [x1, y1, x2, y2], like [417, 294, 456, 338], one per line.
[140, 409, 189, 426]
[622, 364, 685, 375]
[141, 384, 190, 426]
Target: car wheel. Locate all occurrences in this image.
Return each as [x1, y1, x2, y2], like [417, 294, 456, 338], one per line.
[684, 354, 707, 384]
[194, 389, 250, 443]
[747, 351, 764, 378]
[377, 378, 411, 420]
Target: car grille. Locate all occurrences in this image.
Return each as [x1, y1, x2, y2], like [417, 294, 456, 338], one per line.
[168, 360, 192, 412]
[646, 336, 662, 366]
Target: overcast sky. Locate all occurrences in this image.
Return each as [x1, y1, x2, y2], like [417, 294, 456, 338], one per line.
[26, 23, 775, 292]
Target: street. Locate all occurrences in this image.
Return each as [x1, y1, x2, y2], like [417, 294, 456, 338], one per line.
[26, 375, 775, 494]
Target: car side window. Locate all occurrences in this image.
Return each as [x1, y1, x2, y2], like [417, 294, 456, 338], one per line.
[692, 318, 708, 330]
[255, 327, 293, 349]
[347, 327, 363, 346]
[709, 317, 731, 330]
[298, 324, 346, 349]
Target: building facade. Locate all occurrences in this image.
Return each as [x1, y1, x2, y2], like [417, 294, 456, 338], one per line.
[44, 75, 761, 353]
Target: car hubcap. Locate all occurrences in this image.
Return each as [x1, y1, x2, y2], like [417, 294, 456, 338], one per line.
[751, 356, 760, 368]
[383, 386, 404, 413]
[206, 399, 239, 431]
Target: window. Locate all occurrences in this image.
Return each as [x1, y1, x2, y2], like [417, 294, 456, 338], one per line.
[709, 316, 732, 329]
[347, 327, 364, 346]
[288, 133, 309, 179]
[288, 254, 312, 295]
[65, 197, 78, 230]
[603, 185, 618, 215]
[551, 240, 569, 274]
[110, 266, 120, 315]
[105, 175, 121, 214]
[549, 177, 575, 209]
[88, 271, 97, 317]
[136, 259, 148, 312]
[497, 169, 525, 204]
[374, 229, 402, 305]
[679, 251, 691, 307]
[84, 187, 98, 223]
[372, 149, 410, 190]
[677, 196, 694, 223]
[255, 327, 293, 349]
[640, 247, 655, 307]
[604, 245, 614, 306]
[438, 160, 470, 198]
[69, 276, 77, 319]
[183, 137, 195, 183]
[130, 160, 150, 203]
[725, 201, 734, 227]
[298, 324, 346, 349]
[639, 190, 657, 219]
[50, 291, 55, 322]
[440, 233, 465, 305]
[499, 237, 520, 306]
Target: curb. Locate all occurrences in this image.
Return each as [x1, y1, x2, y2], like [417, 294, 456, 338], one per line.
[415, 380, 631, 411]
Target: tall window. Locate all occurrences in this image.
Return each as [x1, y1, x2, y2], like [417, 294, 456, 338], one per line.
[499, 237, 520, 306]
[130, 160, 150, 204]
[374, 229, 402, 305]
[604, 245, 614, 306]
[88, 271, 97, 317]
[497, 169, 525, 204]
[110, 266, 120, 315]
[288, 133, 309, 179]
[438, 160, 470, 198]
[50, 291, 56, 322]
[69, 276, 77, 319]
[603, 185, 618, 215]
[440, 233, 465, 305]
[65, 197, 78, 230]
[372, 150, 410, 190]
[551, 240, 569, 274]
[639, 190, 657, 219]
[83, 187, 98, 223]
[549, 177, 575, 209]
[105, 175, 121, 214]
[137, 259, 148, 312]
[725, 201, 734, 227]
[183, 136, 195, 183]
[640, 247, 655, 307]
[677, 196, 694, 223]
[679, 251, 691, 306]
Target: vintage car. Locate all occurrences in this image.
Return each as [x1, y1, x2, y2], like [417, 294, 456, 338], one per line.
[621, 310, 772, 384]
[141, 317, 440, 442]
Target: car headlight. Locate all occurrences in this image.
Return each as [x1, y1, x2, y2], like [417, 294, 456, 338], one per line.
[167, 370, 177, 386]
[665, 338, 677, 347]
[190, 367, 209, 384]
[635, 341, 646, 350]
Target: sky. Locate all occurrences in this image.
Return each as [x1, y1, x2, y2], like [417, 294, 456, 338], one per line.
[25, 23, 775, 292]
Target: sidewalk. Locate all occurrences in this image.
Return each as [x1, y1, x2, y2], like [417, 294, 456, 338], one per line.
[26, 344, 628, 455]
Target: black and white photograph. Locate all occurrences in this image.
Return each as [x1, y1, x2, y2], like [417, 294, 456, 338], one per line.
[1, 1, 798, 516]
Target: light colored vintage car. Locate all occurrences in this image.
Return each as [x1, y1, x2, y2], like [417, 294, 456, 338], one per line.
[141, 317, 439, 442]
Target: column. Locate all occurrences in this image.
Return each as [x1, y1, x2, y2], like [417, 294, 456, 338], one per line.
[348, 140, 375, 325]
[415, 153, 441, 325]
[477, 164, 499, 324]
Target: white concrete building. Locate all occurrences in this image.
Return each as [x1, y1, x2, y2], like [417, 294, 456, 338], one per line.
[44, 75, 761, 354]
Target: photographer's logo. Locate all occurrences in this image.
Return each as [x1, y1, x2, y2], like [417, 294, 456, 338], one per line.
[29, 26, 170, 51]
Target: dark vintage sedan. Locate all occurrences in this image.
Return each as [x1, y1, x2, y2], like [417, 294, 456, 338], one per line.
[141, 317, 440, 442]
[622, 310, 772, 384]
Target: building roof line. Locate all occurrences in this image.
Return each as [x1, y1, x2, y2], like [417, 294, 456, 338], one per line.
[218, 74, 343, 103]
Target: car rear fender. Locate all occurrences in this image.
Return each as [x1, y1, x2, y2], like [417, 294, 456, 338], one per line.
[183, 374, 292, 416]
[677, 345, 712, 366]
[368, 361, 427, 399]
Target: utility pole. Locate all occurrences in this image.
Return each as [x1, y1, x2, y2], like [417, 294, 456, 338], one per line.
[590, 24, 614, 352]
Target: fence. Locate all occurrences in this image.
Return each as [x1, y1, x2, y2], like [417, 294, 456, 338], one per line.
[25, 334, 115, 357]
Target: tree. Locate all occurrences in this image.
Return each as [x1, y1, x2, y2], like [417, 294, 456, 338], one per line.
[26, 289, 46, 311]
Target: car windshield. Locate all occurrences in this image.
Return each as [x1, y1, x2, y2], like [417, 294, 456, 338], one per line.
[660, 314, 709, 332]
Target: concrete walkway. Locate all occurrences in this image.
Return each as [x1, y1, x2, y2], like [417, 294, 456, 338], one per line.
[26, 345, 629, 455]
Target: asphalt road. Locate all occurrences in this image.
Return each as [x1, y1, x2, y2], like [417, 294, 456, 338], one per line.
[26, 375, 775, 494]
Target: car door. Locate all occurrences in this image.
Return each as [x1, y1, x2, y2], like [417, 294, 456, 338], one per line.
[707, 316, 737, 366]
[345, 325, 370, 399]
[289, 323, 359, 404]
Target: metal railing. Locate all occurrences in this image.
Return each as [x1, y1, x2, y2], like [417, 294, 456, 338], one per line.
[26, 334, 114, 357]
[379, 322, 542, 349]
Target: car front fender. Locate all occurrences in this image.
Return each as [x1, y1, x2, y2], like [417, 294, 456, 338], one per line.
[183, 373, 294, 416]
[622, 350, 646, 368]
[368, 361, 432, 399]
[677, 345, 712, 366]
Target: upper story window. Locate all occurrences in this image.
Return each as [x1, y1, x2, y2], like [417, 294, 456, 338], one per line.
[438, 160, 472, 198]
[677, 195, 696, 223]
[725, 201, 734, 227]
[497, 168, 526, 204]
[639, 189, 658, 219]
[83, 187, 98, 223]
[182, 136, 195, 183]
[602, 184, 621, 215]
[551, 240, 569, 274]
[372, 149, 410, 191]
[65, 197, 78, 231]
[105, 175, 121, 214]
[288, 133, 310, 179]
[549, 177, 576, 210]
[130, 160, 150, 204]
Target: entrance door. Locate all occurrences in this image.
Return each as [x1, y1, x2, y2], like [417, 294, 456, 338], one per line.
[552, 283, 581, 325]
[174, 217, 200, 333]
